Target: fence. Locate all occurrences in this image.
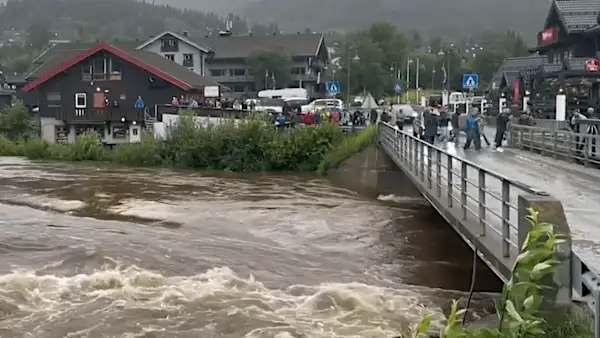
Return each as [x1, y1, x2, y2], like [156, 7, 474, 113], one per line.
[508, 124, 600, 166]
[378, 122, 549, 281]
[379, 122, 600, 334]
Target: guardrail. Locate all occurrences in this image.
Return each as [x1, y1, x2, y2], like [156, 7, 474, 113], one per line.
[508, 124, 600, 166]
[378, 122, 600, 333]
[379, 122, 544, 280]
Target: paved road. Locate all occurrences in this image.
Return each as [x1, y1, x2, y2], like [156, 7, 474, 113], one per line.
[443, 128, 600, 272]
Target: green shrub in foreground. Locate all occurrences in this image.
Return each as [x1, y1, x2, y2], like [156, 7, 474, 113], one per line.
[399, 208, 591, 338]
[0, 116, 359, 172]
[317, 125, 378, 175]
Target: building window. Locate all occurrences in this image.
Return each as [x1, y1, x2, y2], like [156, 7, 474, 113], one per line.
[112, 126, 127, 139]
[109, 58, 122, 80]
[183, 53, 194, 67]
[160, 38, 178, 52]
[75, 93, 87, 108]
[93, 58, 107, 81]
[47, 92, 61, 101]
[210, 69, 226, 76]
[232, 85, 246, 92]
[132, 128, 138, 136]
[291, 67, 306, 75]
[82, 65, 92, 81]
[231, 69, 246, 76]
[164, 54, 175, 61]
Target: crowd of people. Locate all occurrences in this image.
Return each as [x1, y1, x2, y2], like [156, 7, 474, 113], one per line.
[411, 106, 517, 152]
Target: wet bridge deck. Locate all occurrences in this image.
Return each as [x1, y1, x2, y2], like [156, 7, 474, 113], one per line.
[447, 133, 600, 273]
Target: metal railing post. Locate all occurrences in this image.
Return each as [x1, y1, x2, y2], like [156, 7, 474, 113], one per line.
[419, 142, 425, 183]
[447, 154, 453, 207]
[461, 161, 468, 220]
[478, 169, 486, 236]
[501, 179, 510, 258]
[436, 150, 442, 197]
[427, 147, 433, 189]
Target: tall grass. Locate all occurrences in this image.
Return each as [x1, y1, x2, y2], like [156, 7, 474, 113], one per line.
[317, 125, 378, 175]
[0, 115, 360, 173]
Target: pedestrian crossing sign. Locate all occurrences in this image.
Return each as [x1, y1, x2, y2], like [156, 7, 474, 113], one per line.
[462, 74, 479, 89]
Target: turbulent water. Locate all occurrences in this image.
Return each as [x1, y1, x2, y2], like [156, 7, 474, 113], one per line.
[0, 157, 500, 338]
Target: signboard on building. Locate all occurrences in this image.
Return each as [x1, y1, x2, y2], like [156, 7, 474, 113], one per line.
[204, 86, 220, 98]
[537, 27, 558, 46]
[513, 79, 520, 104]
[586, 59, 600, 72]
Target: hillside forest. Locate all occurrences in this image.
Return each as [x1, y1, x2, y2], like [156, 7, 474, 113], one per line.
[0, 0, 532, 95]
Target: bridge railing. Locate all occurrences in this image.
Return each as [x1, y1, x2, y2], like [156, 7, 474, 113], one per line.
[381, 122, 600, 332]
[508, 124, 600, 166]
[379, 122, 550, 280]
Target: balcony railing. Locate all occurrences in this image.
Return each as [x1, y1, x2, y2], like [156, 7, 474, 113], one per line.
[156, 105, 254, 119]
[55, 107, 145, 122]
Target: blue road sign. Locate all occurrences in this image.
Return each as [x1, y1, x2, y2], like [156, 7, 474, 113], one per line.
[394, 81, 403, 93]
[327, 81, 340, 94]
[462, 73, 479, 89]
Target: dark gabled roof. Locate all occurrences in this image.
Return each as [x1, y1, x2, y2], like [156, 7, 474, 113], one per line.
[4, 75, 26, 85]
[32, 40, 141, 65]
[553, 0, 600, 33]
[22, 43, 221, 93]
[194, 33, 325, 59]
[489, 56, 548, 89]
[27, 49, 84, 80]
[124, 49, 221, 89]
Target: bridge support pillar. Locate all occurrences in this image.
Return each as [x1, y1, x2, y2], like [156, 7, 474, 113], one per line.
[518, 194, 572, 313]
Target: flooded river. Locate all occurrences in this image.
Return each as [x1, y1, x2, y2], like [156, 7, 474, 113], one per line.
[0, 157, 500, 337]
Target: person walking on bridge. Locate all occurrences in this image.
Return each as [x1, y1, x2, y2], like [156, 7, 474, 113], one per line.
[494, 108, 510, 151]
[423, 109, 438, 144]
[463, 111, 481, 150]
[476, 110, 491, 147]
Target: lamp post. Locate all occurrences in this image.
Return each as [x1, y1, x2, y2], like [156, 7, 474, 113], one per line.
[390, 63, 401, 104]
[346, 54, 360, 103]
[406, 58, 413, 102]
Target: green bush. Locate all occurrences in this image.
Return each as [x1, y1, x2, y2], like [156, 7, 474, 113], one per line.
[0, 114, 359, 172]
[400, 208, 591, 338]
[317, 125, 379, 175]
[114, 133, 163, 166]
[22, 138, 49, 159]
[0, 134, 23, 156]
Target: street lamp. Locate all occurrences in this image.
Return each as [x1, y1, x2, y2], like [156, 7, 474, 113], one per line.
[347, 54, 360, 103]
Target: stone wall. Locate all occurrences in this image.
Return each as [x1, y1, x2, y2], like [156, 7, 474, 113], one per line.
[327, 145, 422, 198]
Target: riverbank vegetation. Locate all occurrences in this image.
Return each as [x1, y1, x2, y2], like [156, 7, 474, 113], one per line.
[401, 208, 592, 338]
[0, 106, 377, 173]
[317, 124, 378, 175]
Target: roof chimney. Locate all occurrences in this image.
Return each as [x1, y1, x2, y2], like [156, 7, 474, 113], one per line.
[182, 31, 190, 37]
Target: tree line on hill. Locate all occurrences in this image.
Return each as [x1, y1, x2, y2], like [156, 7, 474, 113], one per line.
[0, 0, 532, 97]
[0, 0, 281, 74]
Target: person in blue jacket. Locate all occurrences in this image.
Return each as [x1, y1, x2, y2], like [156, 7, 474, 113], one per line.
[463, 110, 481, 150]
[134, 96, 145, 109]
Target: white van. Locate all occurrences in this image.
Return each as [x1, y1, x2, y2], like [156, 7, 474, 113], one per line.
[301, 99, 343, 113]
[257, 88, 308, 100]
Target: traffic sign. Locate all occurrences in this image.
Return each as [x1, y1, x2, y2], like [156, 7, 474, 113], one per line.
[394, 81, 403, 93]
[327, 81, 340, 94]
[462, 73, 479, 89]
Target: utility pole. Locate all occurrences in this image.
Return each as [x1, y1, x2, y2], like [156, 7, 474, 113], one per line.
[406, 58, 411, 103]
[415, 57, 420, 103]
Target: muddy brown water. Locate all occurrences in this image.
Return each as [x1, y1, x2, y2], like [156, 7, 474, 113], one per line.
[0, 157, 501, 337]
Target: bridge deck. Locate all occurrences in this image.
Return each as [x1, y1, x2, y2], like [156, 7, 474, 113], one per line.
[448, 132, 600, 273]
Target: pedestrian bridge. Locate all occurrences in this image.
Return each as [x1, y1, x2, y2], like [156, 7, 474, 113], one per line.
[376, 122, 600, 331]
